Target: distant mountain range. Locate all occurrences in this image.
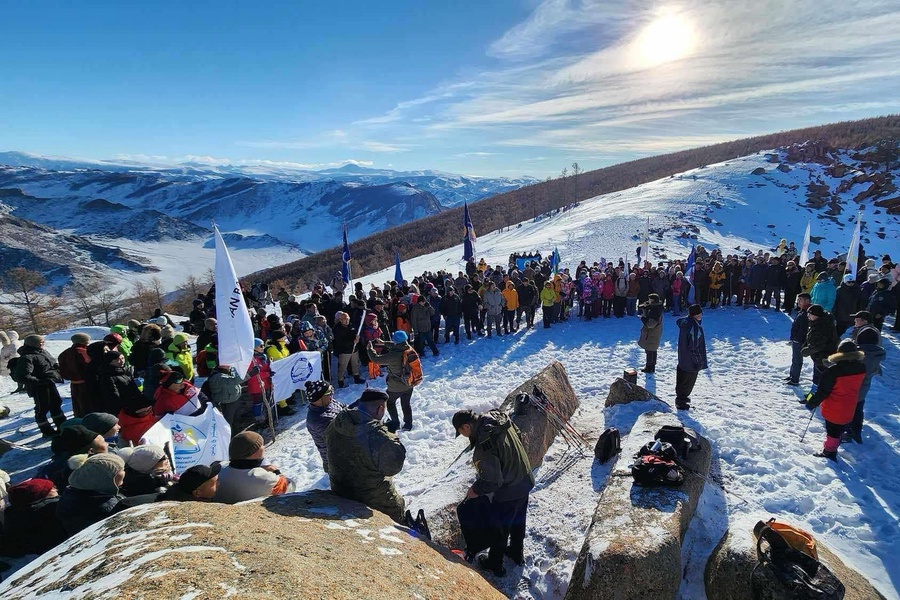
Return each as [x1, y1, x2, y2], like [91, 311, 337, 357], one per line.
[0, 151, 535, 291]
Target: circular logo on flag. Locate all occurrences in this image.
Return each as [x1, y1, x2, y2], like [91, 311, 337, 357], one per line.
[290, 357, 314, 383]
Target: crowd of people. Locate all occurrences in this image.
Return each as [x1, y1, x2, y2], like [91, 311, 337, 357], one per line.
[0, 236, 897, 576]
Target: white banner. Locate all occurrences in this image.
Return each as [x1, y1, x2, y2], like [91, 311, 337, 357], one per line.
[270, 351, 322, 401]
[845, 212, 862, 279]
[641, 216, 649, 264]
[799, 221, 811, 267]
[214, 225, 256, 380]
[158, 404, 231, 474]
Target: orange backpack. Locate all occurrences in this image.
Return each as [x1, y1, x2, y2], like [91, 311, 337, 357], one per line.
[755, 518, 818, 560]
[401, 347, 423, 387]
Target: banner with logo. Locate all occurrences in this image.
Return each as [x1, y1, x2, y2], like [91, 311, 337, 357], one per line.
[157, 404, 231, 474]
[270, 351, 323, 401]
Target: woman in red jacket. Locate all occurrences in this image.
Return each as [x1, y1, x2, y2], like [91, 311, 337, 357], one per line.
[804, 340, 866, 461]
[153, 370, 208, 417]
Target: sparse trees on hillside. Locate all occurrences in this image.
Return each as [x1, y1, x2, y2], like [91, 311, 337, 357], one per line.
[72, 280, 126, 327]
[1, 267, 67, 333]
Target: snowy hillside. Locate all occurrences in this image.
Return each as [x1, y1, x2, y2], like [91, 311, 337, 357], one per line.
[0, 151, 533, 291]
[1, 149, 898, 599]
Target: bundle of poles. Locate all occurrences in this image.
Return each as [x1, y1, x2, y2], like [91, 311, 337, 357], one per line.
[525, 386, 592, 455]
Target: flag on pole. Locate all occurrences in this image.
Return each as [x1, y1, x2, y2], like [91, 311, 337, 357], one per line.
[641, 217, 650, 265]
[341, 223, 352, 285]
[462, 202, 477, 261]
[799, 220, 811, 267]
[550, 247, 561, 274]
[214, 225, 256, 379]
[270, 352, 323, 403]
[685, 245, 697, 303]
[845, 212, 862, 279]
[394, 249, 404, 285]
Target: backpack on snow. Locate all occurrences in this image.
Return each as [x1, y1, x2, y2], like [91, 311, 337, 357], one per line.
[400, 347, 423, 387]
[631, 454, 685, 487]
[594, 427, 621, 464]
[751, 519, 844, 600]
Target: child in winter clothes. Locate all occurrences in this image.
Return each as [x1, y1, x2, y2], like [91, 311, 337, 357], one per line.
[671, 272, 684, 316]
[247, 339, 273, 425]
[165, 332, 194, 382]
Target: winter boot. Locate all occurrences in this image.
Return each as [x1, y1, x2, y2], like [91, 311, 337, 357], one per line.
[338, 380, 346, 388]
[814, 449, 838, 461]
[504, 548, 525, 566]
[414, 509, 432, 541]
[478, 555, 507, 578]
[354, 376, 366, 384]
[276, 404, 296, 417]
[675, 399, 691, 411]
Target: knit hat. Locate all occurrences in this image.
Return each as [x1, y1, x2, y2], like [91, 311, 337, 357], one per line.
[850, 311, 873, 322]
[104, 350, 124, 365]
[358, 389, 389, 404]
[205, 318, 217, 330]
[110, 324, 127, 336]
[837, 340, 858, 354]
[51, 425, 100, 456]
[149, 347, 167, 365]
[128, 319, 141, 331]
[71, 332, 91, 345]
[392, 330, 408, 344]
[160, 325, 176, 340]
[103, 333, 123, 346]
[271, 330, 286, 340]
[23, 334, 44, 349]
[229, 431, 264, 460]
[254, 338, 264, 348]
[68, 453, 125, 495]
[7, 478, 56, 507]
[82, 413, 119, 436]
[452, 409, 477, 437]
[816, 272, 829, 281]
[173, 332, 190, 346]
[808, 304, 825, 317]
[126, 444, 166, 473]
[177, 462, 221, 494]
[305, 380, 333, 403]
[688, 304, 703, 316]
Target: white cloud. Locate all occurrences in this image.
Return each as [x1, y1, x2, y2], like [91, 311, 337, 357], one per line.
[361, 140, 411, 153]
[456, 151, 501, 157]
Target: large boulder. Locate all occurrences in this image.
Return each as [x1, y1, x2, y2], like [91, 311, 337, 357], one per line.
[705, 516, 887, 600]
[0, 490, 504, 600]
[604, 377, 655, 408]
[565, 411, 711, 600]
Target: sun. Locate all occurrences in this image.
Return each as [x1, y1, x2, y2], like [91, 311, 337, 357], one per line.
[635, 12, 696, 68]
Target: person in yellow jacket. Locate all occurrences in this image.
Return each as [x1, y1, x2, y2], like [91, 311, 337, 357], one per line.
[165, 332, 194, 382]
[539, 282, 557, 329]
[552, 274, 564, 323]
[708, 262, 726, 308]
[800, 263, 817, 294]
[477, 258, 488, 273]
[501, 281, 519, 334]
[264, 331, 295, 417]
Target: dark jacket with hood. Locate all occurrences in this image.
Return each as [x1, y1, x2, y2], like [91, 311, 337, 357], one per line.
[325, 405, 407, 522]
[0, 495, 68, 557]
[99, 359, 144, 416]
[470, 410, 535, 502]
[676, 317, 708, 372]
[14, 345, 63, 395]
[802, 313, 839, 360]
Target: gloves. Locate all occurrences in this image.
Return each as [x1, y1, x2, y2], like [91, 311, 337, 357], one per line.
[248, 365, 261, 377]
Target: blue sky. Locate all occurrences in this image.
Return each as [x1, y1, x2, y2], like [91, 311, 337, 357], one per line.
[2, 0, 899, 177]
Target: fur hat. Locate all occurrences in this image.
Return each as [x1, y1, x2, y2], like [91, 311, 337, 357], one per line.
[229, 431, 264, 460]
[126, 444, 166, 474]
[71, 332, 91, 345]
[808, 304, 825, 317]
[305, 380, 333, 403]
[7, 478, 56, 507]
[141, 324, 162, 342]
[127, 319, 142, 331]
[68, 453, 125, 495]
[23, 334, 44, 349]
[688, 304, 703, 316]
[82, 413, 118, 436]
[160, 325, 176, 340]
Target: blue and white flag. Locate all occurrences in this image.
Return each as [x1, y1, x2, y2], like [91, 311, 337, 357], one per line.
[341, 223, 352, 285]
[463, 202, 477, 262]
[157, 405, 231, 474]
[394, 250, 404, 285]
[685, 245, 697, 303]
[270, 351, 323, 402]
[550, 247, 561, 274]
[214, 225, 255, 380]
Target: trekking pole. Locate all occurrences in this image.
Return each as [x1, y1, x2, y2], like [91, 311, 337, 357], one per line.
[256, 373, 277, 444]
[799, 406, 817, 443]
[532, 387, 592, 449]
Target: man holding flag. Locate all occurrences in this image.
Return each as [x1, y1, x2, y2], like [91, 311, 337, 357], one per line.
[463, 202, 477, 262]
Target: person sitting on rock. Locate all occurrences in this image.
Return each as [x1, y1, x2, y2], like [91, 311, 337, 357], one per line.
[215, 432, 295, 504]
[304, 380, 344, 473]
[0, 478, 67, 557]
[57, 453, 132, 535]
[160, 463, 221, 502]
[117, 444, 175, 497]
[325, 389, 407, 523]
[82, 412, 121, 447]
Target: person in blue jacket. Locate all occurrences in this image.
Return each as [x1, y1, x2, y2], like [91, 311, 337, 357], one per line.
[674, 304, 708, 410]
[810, 271, 837, 312]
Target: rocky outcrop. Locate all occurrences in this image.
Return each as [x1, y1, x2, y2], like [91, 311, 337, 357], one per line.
[604, 377, 655, 407]
[751, 167, 767, 175]
[565, 411, 711, 600]
[704, 516, 887, 600]
[0, 490, 504, 600]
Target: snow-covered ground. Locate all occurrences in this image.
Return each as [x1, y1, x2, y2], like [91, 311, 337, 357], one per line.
[1, 151, 898, 598]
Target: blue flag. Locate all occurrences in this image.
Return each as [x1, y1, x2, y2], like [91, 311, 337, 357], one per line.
[341, 223, 352, 284]
[685, 245, 696, 303]
[463, 202, 476, 262]
[550, 247, 561, 274]
[394, 250, 404, 285]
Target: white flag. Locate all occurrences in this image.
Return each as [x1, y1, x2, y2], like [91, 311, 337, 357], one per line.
[270, 351, 323, 401]
[799, 221, 811, 267]
[845, 212, 862, 279]
[214, 225, 255, 379]
[158, 404, 231, 474]
[641, 217, 649, 264]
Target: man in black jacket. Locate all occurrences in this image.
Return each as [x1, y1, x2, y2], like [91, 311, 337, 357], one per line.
[516, 279, 538, 329]
[762, 256, 786, 310]
[15, 335, 66, 436]
[801, 304, 839, 388]
[785, 293, 811, 387]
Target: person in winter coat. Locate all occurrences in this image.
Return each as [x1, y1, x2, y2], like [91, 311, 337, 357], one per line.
[516, 279, 537, 327]
[99, 351, 144, 416]
[58, 333, 92, 417]
[325, 389, 407, 523]
[539, 281, 557, 328]
[109, 325, 133, 358]
[333, 314, 362, 388]
[783, 261, 803, 313]
[785, 293, 812, 387]
[762, 256, 786, 310]
[15, 334, 67, 436]
[453, 408, 534, 576]
[613, 271, 628, 318]
[501, 281, 519, 334]
[410, 296, 439, 356]
[441, 287, 463, 344]
[674, 305, 708, 410]
[866, 278, 896, 331]
[803, 340, 866, 461]
[245, 338, 273, 425]
[626, 273, 641, 316]
[153, 370, 208, 416]
[118, 444, 175, 497]
[216, 432, 295, 504]
[638, 294, 664, 373]
[651, 270, 670, 310]
[708, 263, 726, 309]
[265, 331, 295, 417]
[482, 281, 505, 337]
[358, 311, 385, 370]
[160, 463, 221, 502]
[117, 389, 159, 447]
[832, 274, 863, 336]
[748, 259, 768, 306]
[810, 272, 837, 313]
[0, 478, 67, 557]
[304, 380, 344, 472]
[36, 425, 109, 490]
[801, 304, 839, 387]
[462, 285, 483, 338]
[128, 324, 161, 376]
[846, 312, 885, 443]
[367, 331, 418, 431]
[670, 272, 684, 316]
[195, 318, 218, 354]
[207, 362, 256, 428]
[165, 332, 194, 382]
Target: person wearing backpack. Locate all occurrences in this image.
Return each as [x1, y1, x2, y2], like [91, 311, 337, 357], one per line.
[367, 331, 421, 432]
[15, 335, 67, 436]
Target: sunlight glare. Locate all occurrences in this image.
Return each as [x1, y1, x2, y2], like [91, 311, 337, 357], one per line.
[636, 12, 696, 68]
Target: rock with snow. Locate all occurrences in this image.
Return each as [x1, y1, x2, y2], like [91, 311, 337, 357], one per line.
[0, 489, 504, 600]
[704, 516, 887, 600]
[565, 411, 711, 600]
[604, 377, 655, 408]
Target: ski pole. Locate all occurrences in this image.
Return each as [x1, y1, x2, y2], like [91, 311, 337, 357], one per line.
[800, 406, 817, 443]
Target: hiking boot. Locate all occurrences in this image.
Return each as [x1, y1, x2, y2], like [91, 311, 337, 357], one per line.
[782, 376, 793, 382]
[784, 380, 800, 387]
[840, 431, 852, 444]
[641, 367, 654, 373]
[276, 405, 296, 417]
[675, 400, 691, 411]
[814, 450, 838, 461]
[851, 430, 863, 444]
[402, 422, 413, 431]
[354, 376, 366, 384]
[478, 556, 507, 578]
[338, 380, 346, 388]
[386, 420, 400, 434]
[504, 548, 525, 566]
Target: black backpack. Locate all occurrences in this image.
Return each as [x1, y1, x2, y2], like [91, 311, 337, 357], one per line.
[631, 454, 685, 486]
[6, 357, 20, 383]
[594, 427, 621, 463]
[654, 425, 701, 459]
[751, 521, 845, 599]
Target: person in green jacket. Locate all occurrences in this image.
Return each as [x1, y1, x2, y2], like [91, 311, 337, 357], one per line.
[367, 331, 418, 432]
[539, 281, 557, 329]
[325, 388, 407, 523]
[109, 325, 133, 358]
[165, 332, 194, 382]
[453, 408, 535, 577]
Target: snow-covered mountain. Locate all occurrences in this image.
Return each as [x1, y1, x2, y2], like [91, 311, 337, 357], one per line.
[0, 151, 535, 290]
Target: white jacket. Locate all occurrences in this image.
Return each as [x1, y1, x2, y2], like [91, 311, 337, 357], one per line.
[215, 462, 295, 504]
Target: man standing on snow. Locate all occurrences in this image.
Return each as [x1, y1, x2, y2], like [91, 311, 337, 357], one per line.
[785, 293, 811, 387]
[453, 408, 534, 577]
[15, 335, 67, 436]
[674, 305, 708, 410]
